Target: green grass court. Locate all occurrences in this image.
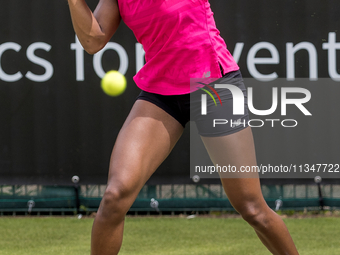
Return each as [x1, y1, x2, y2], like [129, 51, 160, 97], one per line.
[1, 216, 340, 254]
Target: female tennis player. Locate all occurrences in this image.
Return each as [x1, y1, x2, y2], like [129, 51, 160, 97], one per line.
[67, 0, 299, 254]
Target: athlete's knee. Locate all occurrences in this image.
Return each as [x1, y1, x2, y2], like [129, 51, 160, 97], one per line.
[99, 183, 135, 219]
[237, 203, 272, 229]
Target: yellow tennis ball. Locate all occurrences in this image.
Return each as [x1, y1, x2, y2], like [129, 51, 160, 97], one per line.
[101, 70, 127, 96]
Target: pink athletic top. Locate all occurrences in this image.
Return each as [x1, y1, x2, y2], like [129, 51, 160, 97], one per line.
[118, 0, 239, 95]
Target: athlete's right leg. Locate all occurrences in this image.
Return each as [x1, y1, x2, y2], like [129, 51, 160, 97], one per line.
[91, 100, 184, 255]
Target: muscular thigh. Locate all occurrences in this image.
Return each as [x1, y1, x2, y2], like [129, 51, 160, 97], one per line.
[107, 99, 184, 196]
[201, 127, 267, 211]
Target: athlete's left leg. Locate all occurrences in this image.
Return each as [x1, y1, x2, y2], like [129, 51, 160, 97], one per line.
[201, 127, 299, 255]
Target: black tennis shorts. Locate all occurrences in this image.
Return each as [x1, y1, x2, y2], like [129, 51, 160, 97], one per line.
[136, 70, 249, 137]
